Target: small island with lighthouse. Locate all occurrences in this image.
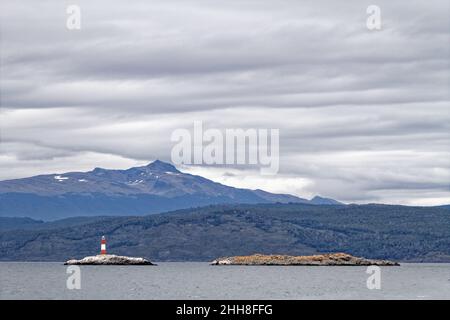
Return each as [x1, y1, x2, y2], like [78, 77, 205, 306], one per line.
[64, 236, 155, 265]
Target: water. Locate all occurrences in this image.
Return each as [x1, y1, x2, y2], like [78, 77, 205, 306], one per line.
[1, 262, 449, 299]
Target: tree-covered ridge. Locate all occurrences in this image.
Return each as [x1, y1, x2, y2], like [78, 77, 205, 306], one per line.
[1, 203, 449, 262]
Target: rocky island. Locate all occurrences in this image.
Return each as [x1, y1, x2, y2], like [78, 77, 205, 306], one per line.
[211, 253, 399, 266]
[64, 254, 155, 265]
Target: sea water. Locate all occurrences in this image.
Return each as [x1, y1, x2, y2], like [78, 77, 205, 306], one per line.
[0, 262, 449, 299]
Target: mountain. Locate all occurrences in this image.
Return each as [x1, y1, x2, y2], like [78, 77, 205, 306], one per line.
[0, 216, 109, 232]
[0, 217, 44, 231]
[1, 203, 449, 262]
[0, 160, 341, 220]
[309, 196, 343, 205]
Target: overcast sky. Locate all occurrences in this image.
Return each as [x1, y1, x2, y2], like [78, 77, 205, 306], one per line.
[0, 0, 449, 205]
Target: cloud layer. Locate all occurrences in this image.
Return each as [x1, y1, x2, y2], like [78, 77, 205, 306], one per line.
[1, 0, 449, 205]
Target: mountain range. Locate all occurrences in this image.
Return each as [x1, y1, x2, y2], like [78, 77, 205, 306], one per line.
[0, 160, 341, 220]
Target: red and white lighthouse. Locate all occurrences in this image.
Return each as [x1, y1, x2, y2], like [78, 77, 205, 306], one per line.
[100, 235, 107, 255]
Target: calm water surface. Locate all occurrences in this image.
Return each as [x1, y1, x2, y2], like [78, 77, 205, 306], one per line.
[1, 262, 449, 299]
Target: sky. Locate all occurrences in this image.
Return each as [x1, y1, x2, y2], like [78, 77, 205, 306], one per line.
[0, 0, 449, 205]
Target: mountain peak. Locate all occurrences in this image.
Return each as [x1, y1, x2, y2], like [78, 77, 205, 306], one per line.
[310, 195, 343, 205]
[0, 160, 343, 220]
[145, 160, 180, 173]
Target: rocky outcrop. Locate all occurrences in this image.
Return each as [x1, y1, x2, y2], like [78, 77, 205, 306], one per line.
[211, 253, 399, 266]
[64, 254, 154, 265]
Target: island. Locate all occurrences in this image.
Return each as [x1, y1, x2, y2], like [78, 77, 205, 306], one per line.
[211, 253, 399, 266]
[64, 254, 155, 265]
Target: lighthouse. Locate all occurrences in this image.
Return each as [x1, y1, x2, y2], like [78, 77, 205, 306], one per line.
[100, 235, 107, 255]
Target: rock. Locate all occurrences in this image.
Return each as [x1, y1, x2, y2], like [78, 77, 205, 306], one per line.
[210, 253, 399, 266]
[64, 254, 155, 265]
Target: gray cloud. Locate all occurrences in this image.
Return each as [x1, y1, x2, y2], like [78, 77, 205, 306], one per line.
[0, 0, 449, 205]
